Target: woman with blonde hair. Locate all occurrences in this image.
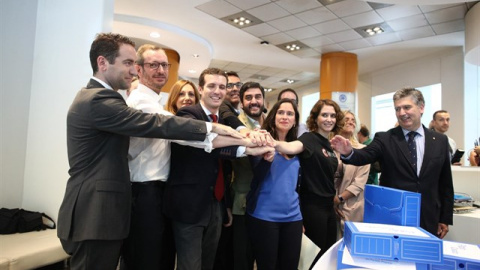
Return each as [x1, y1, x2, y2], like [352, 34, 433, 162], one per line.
[165, 80, 200, 114]
[332, 111, 370, 235]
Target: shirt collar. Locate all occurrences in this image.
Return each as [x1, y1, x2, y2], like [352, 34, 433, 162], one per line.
[401, 125, 425, 138]
[137, 83, 162, 103]
[200, 102, 218, 119]
[91, 77, 112, 90]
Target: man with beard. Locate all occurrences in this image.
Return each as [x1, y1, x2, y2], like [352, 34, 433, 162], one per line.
[231, 82, 266, 270]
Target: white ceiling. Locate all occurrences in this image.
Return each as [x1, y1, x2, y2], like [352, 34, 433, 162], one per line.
[113, 0, 478, 94]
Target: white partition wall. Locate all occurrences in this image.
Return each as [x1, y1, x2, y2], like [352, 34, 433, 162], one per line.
[1, 0, 114, 220]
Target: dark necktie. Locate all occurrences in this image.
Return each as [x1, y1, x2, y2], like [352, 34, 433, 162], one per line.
[407, 131, 418, 173]
[210, 114, 224, 201]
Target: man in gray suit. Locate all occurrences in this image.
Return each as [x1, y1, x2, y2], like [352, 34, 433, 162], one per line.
[57, 33, 241, 270]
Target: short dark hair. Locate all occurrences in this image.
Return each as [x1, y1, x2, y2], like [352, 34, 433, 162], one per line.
[262, 99, 299, 143]
[239, 81, 265, 102]
[432, 110, 448, 120]
[393, 87, 425, 107]
[225, 71, 240, 80]
[358, 124, 370, 137]
[198, 68, 227, 87]
[277, 88, 299, 101]
[306, 99, 344, 134]
[90, 33, 135, 74]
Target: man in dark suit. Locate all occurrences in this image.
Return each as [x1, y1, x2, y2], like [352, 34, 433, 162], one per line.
[164, 68, 271, 270]
[331, 88, 454, 239]
[57, 33, 241, 270]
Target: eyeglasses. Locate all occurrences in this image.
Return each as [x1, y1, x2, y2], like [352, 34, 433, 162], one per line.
[141, 62, 171, 70]
[226, 82, 243, 89]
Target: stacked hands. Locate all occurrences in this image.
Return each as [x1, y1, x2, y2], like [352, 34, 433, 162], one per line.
[210, 123, 275, 159]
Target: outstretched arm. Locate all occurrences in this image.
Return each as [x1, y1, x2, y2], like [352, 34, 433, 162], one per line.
[274, 140, 304, 155]
[330, 135, 353, 156]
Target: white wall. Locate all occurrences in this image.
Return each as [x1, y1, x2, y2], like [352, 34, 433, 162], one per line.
[1, 0, 38, 208]
[358, 47, 465, 150]
[1, 0, 114, 220]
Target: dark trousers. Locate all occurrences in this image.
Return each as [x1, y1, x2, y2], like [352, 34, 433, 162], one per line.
[122, 181, 175, 270]
[213, 223, 233, 270]
[60, 239, 122, 270]
[173, 200, 222, 270]
[246, 214, 303, 270]
[233, 214, 254, 270]
[301, 200, 337, 270]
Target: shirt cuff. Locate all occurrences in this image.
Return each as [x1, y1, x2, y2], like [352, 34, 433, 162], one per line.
[341, 149, 354, 160]
[203, 132, 218, 153]
[236, 146, 246, 157]
[205, 122, 212, 134]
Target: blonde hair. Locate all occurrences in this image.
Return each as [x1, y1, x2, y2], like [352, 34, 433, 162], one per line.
[165, 80, 200, 114]
[332, 110, 361, 148]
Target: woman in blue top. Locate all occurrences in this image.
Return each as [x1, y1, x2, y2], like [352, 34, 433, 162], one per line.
[246, 99, 303, 270]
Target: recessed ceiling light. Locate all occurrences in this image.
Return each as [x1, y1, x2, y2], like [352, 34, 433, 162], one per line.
[192, 54, 199, 58]
[285, 44, 301, 51]
[188, 70, 197, 74]
[150, 32, 160, 38]
[364, 26, 384, 36]
[232, 16, 253, 27]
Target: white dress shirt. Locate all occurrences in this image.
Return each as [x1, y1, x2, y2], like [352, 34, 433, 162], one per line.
[127, 84, 215, 182]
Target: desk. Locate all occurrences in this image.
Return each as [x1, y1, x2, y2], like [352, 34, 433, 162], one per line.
[444, 208, 480, 244]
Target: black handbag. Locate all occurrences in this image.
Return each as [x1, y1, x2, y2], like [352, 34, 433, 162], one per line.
[0, 208, 56, 234]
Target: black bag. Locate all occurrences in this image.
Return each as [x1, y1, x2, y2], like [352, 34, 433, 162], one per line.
[0, 208, 56, 234]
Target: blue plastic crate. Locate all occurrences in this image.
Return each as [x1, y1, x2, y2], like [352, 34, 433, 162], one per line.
[337, 240, 429, 269]
[344, 221, 443, 264]
[428, 241, 480, 270]
[364, 184, 421, 227]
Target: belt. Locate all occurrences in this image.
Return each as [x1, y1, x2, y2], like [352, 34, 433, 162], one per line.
[131, 180, 166, 186]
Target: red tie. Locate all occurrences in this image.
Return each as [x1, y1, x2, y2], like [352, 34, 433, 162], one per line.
[210, 114, 224, 201]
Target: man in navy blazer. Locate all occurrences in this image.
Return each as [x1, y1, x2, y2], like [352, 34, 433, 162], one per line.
[331, 88, 454, 238]
[164, 68, 271, 270]
[57, 34, 241, 270]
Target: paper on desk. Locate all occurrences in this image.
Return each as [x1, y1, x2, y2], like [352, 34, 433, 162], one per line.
[443, 241, 480, 261]
[342, 245, 416, 270]
[353, 222, 429, 238]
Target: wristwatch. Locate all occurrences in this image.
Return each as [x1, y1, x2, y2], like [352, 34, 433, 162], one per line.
[338, 195, 345, 203]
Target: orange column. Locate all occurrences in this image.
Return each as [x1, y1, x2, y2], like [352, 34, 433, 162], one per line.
[162, 48, 180, 93]
[320, 52, 358, 99]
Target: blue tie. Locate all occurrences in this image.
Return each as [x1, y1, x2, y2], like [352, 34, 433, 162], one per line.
[407, 131, 418, 173]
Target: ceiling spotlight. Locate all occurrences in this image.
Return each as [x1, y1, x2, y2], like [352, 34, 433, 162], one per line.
[260, 41, 269, 46]
[150, 32, 160, 38]
[192, 54, 200, 58]
[188, 69, 197, 74]
[265, 88, 273, 92]
[287, 79, 295, 84]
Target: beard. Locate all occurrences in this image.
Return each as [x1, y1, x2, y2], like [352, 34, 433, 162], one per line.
[245, 105, 264, 118]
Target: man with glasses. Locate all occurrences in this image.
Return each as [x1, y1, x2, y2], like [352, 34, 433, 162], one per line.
[123, 45, 249, 269]
[277, 88, 308, 136]
[122, 44, 177, 270]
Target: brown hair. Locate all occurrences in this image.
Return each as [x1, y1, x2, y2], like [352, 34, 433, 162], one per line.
[165, 80, 200, 114]
[306, 99, 344, 134]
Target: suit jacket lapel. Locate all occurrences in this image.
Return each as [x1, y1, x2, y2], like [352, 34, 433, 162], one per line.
[419, 126, 434, 178]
